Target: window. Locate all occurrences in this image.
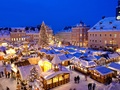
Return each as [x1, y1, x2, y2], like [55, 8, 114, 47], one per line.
[95, 34, 97, 36]
[110, 34, 112, 37]
[100, 34, 101, 36]
[100, 40, 101, 42]
[92, 40, 94, 42]
[93, 34, 94, 36]
[105, 34, 106, 36]
[110, 41, 112, 44]
[105, 40, 107, 44]
[95, 40, 97, 42]
[114, 34, 117, 38]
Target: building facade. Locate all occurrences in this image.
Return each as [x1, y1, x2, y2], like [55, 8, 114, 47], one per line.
[10, 28, 26, 44]
[88, 17, 120, 50]
[71, 23, 89, 47]
[0, 22, 53, 45]
[55, 29, 72, 44]
[88, 1, 120, 50]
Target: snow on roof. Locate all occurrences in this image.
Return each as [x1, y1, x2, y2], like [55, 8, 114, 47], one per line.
[18, 65, 41, 80]
[108, 53, 120, 59]
[51, 54, 61, 64]
[80, 60, 96, 67]
[88, 17, 120, 32]
[65, 54, 74, 59]
[73, 52, 82, 58]
[95, 66, 113, 75]
[59, 54, 68, 61]
[94, 55, 102, 60]
[108, 62, 120, 71]
[82, 55, 96, 61]
[40, 49, 47, 53]
[41, 67, 70, 80]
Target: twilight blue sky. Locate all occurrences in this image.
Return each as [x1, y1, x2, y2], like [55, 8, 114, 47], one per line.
[0, 0, 117, 32]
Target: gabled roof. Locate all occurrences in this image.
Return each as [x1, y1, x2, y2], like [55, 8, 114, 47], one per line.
[95, 66, 113, 75]
[65, 54, 74, 59]
[59, 54, 68, 61]
[88, 17, 120, 32]
[108, 62, 120, 71]
[73, 52, 82, 58]
[51, 54, 61, 64]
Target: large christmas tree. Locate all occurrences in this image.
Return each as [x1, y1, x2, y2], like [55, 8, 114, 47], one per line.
[39, 21, 49, 47]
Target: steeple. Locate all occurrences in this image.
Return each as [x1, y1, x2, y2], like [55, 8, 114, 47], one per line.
[116, 0, 120, 20]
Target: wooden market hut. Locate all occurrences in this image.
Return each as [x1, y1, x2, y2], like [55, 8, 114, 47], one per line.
[108, 62, 120, 77]
[40, 67, 70, 90]
[40, 54, 71, 90]
[108, 53, 120, 63]
[74, 58, 96, 75]
[59, 54, 70, 66]
[94, 55, 106, 65]
[90, 66, 114, 83]
[11, 60, 31, 78]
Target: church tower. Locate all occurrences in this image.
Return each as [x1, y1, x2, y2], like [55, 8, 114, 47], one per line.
[116, 0, 120, 20]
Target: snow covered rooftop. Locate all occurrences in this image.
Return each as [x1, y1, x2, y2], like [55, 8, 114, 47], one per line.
[59, 54, 68, 61]
[41, 67, 70, 80]
[18, 65, 41, 80]
[108, 62, 120, 71]
[88, 17, 120, 32]
[51, 54, 61, 64]
[95, 66, 113, 75]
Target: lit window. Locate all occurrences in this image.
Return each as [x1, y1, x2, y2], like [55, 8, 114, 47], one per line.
[14, 38, 15, 41]
[114, 34, 117, 38]
[110, 41, 112, 44]
[105, 40, 107, 44]
[12, 38, 14, 41]
[80, 34, 82, 36]
[16, 38, 18, 41]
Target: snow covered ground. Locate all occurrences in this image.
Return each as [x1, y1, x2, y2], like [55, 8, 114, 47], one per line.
[52, 70, 105, 90]
[0, 64, 119, 90]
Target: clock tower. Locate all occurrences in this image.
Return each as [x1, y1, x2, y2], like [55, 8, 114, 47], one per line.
[116, 0, 120, 20]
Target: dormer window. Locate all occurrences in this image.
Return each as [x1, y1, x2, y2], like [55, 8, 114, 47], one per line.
[93, 27, 96, 29]
[100, 27, 103, 29]
[99, 22, 102, 25]
[109, 21, 112, 24]
[113, 26, 116, 29]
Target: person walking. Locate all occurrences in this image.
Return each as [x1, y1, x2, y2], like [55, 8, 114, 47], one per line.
[1, 71, 4, 77]
[77, 75, 80, 83]
[93, 83, 96, 90]
[88, 83, 90, 90]
[74, 77, 77, 83]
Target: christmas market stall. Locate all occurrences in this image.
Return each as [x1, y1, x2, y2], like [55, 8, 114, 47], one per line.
[39, 54, 71, 90]
[108, 53, 120, 63]
[90, 66, 114, 83]
[94, 56, 107, 65]
[108, 62, 120, 77]
[40, 68, 70, 90]
[11, 60, 31, 78]
[59, 54, 70, 66]
[74, 57, 97, 75]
